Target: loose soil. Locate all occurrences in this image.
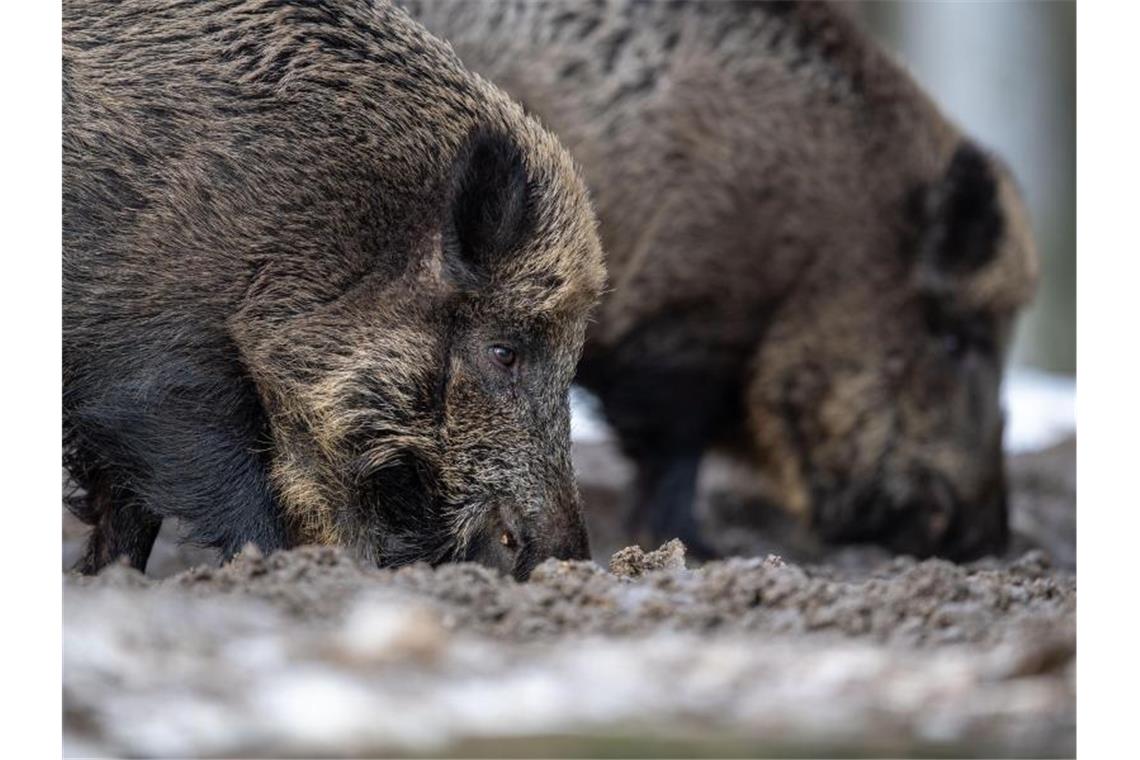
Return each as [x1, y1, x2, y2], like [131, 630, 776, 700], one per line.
[63, 437, 1076, 758]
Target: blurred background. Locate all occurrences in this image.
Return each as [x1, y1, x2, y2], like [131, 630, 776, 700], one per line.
[858, 1, 1077, 450]
[860, 1, 1075, 376]
[572, 2, 1077, 454]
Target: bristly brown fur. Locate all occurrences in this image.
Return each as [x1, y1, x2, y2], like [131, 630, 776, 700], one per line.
[407, 0, 1038, 560]
[63, 0, 605, 578]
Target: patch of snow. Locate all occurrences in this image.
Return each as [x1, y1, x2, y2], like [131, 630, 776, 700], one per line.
[1003, 368, 1076, 453]
[570, 385, 612, 443]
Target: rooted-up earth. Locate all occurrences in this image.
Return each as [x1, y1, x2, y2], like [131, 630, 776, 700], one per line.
[63, 437, 1076, 758]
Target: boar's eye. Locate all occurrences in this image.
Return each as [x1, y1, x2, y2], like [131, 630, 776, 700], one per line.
[488, 345, 517, 369]
[940, 331, 966, 360]
[924, 300, 996, 363]
[932, 320, 995, 363]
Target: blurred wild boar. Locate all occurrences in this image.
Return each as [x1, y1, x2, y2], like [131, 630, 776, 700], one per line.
[63, 0, 605, 579]
[406, 0, 1039, 560]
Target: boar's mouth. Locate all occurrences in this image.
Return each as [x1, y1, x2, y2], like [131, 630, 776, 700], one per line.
[356, 452, 457, 568]
[810, 470, 1009, 561]
[354, 448, 590, 579]
[355, 452, 538, 576]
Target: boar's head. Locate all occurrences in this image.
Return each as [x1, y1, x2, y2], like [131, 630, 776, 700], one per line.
[238, 126, 605, 579]
[748, 143, 1038, 560]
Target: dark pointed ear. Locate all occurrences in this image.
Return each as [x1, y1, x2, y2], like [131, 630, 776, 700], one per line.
[914, 142, 1005, 276]
[443, 128, 535, 284]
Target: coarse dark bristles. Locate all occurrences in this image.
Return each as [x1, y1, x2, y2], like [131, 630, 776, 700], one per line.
[63, 0, 605, 578]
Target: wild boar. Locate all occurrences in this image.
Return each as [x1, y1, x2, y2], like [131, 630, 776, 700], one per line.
[63, 0, 605, 578]
[405, 0, 1038, 559]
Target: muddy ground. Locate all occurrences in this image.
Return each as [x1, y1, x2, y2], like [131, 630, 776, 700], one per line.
[63, 437, 1076, 758]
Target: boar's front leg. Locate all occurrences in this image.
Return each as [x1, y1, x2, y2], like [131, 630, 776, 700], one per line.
[72, 473, 162, 574]
[67, 361, 289, 572]
[628, 450, 715, 560]
[130, 385, 290, 563]
[579, 344, 724, 560]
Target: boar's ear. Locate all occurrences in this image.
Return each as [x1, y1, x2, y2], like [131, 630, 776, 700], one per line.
[914, 142, 1005, 277]
[443, 129, 535, 284]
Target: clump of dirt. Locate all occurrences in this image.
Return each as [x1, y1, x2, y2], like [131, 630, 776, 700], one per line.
[70, 540, 1074, 650]
[608, 537, 688, 577]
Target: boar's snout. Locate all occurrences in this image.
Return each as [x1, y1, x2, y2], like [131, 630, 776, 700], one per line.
[462, 483, 591, 581]
[878, 474, 1009, 562]
[518, 487, 592, 578]
[814, 466, 1009, 561]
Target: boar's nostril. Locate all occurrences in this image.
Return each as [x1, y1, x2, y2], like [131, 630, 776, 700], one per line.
[500, 530, 517, 550]
[928, 508, 951, 542]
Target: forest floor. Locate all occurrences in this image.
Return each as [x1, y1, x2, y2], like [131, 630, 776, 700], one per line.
[63, 437, 1076, 758]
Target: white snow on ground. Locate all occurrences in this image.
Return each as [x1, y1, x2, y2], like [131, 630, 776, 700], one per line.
[570, 368, 1076, 454]
[1002, 368, 1076, 453]
[64, 583, 1074, 758]
[569, 385, 612, 444]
